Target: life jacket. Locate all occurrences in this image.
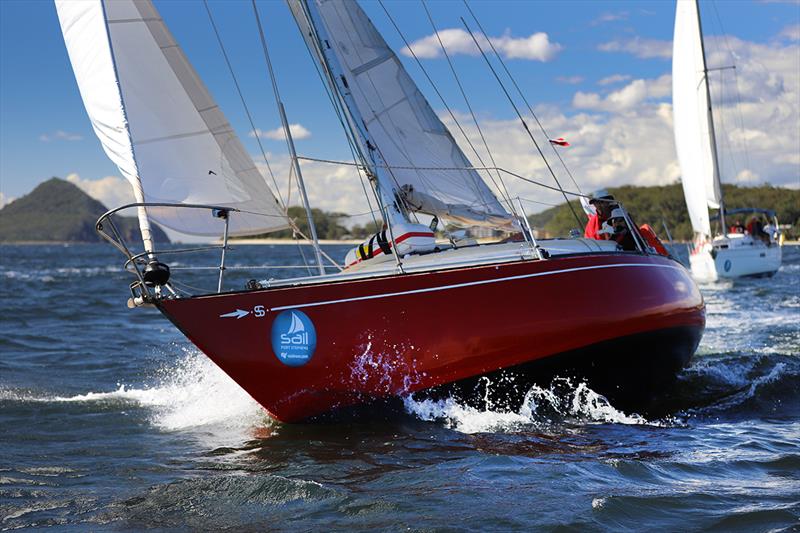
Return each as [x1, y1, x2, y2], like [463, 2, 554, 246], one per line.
[584, 214, 609, 240]
[638, 224, 669, 256]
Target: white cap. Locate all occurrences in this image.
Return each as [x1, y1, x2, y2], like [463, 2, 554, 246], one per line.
[609, 208, 626, 220]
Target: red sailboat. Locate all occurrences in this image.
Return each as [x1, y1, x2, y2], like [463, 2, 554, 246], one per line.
[57, 0, 704, 422]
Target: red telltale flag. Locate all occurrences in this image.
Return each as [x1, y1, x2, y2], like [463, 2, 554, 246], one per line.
[548, 137, 570, 147]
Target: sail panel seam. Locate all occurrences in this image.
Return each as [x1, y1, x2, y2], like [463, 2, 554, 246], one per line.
[134, 129, 211, 145]
[351, 52, 394, 76]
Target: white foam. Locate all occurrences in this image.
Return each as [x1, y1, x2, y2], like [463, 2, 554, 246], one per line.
[12, 350, 273, 445]
[403, 378, 653, 434]
[403, 396, 532, 434]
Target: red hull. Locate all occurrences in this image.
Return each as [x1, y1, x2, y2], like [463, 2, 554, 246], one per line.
[159, 253, 705, 422]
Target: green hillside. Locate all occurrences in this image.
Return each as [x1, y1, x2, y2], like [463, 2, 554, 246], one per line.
[529, 183, 800, 240]
[0, 178, 170, 243]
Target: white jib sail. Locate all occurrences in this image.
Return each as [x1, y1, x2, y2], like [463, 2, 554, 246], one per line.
[672, 0, 722, 237]
[55, 0, 289, 242]
[290, 0, 513, 229]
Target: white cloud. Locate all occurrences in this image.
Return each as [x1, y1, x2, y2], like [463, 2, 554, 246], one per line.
[39, 130, 83, 142]
[402, 28, 562, 62]
[778, 24, 800, 41]
[0, 192, 15, 208]
[598, 37, 672, 59]
[434, 103, 682, 213]
[573, 75, 671, 112]
[250, 124, 311, 141]
[591, 11, 629, 26]
[733, 169, 761, 184]
[66, 173, 135, 209]
[597, 74, 632, 86]
[556, 75, 584, 85]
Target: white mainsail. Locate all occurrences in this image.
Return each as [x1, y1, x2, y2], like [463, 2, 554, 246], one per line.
[55, 0, 289, 246]
[289, 0, 514, 229]
[672, 0, 723, 237]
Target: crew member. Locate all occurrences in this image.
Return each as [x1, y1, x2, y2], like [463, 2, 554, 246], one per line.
[747, 215, 771, 245]
[730, 219, 745, 234]
[584, 189, 617, 240]
[605, 208, 637, 251]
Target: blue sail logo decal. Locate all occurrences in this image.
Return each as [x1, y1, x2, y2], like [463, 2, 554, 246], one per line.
[271, 310, 317, 366]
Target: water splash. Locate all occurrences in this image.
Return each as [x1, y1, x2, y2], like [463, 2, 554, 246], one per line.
[348, 333, 422, 395]
[403, 378, 653, 434]
[3, 350, 271, 443]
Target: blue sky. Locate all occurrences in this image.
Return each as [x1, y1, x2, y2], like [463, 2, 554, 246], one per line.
[1, 0, 798, 214]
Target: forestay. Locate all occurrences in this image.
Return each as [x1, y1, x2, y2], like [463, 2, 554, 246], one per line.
[672, 0, 722, 237]
[289, 0, 514, 229]
[55, 0, 289, 246]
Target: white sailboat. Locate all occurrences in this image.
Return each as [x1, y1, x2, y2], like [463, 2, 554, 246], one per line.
[672, 0, 782, 281]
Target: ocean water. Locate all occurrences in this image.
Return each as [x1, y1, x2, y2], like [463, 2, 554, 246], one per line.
[0, 243, 798, 531]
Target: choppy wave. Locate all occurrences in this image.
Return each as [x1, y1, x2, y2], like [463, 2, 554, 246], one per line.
[1, 265, 121, 282]
[677, 352, 799, 416]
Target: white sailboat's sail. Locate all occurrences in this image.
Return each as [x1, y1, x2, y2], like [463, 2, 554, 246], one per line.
[289, 0, 513, 229]
[55, 0, 289, 242]
[672, 0, 722, 237]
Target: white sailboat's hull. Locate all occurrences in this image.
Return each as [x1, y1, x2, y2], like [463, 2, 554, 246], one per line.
[690, 235, 782, 281]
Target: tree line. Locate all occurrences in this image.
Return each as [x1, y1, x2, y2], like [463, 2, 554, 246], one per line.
[528, 183, 800, 241]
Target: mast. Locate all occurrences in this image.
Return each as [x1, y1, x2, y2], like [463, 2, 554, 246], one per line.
[694, 0, 727, 233]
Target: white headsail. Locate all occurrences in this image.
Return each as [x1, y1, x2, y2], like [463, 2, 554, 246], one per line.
[672, 0, 723, 237]
[289, 0, 514, 229]
[55, 0, 289, 247]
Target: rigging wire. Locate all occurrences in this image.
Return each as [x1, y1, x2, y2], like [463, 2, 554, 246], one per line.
[462, 0, 584, 196]
[202, 0, 285, 209]
[459, 17, 584, 227]
[377, 0, 514, 215]
[419, 0, 515, 214]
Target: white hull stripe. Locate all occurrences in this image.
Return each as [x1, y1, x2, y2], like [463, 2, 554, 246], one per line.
[270, 262, 685, 312]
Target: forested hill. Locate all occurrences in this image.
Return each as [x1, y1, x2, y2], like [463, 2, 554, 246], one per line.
[528, 183, 800, 240]
[0, 178, 170, 243]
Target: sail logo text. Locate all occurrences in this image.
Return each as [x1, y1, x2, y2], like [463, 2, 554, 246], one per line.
[270, 310, 317, 367]
[280, 331, 310, 345]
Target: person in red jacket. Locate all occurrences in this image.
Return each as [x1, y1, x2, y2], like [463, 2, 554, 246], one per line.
[583, 190, 617, 240]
